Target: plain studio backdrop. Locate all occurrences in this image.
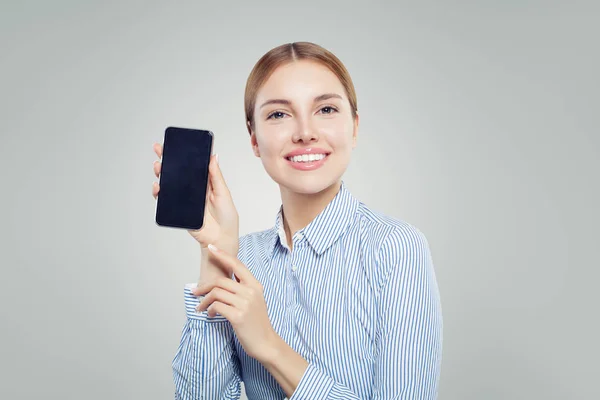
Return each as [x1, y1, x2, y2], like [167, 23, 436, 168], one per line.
[1, 1, 598, 399]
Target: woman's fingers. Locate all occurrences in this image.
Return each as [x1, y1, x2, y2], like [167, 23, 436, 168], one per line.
[153, 142, 163, 158]
[152, 143, 163, 199]
[193, 276, 241, 296]
[205, 301, 236, 319]
[207, 163, 214, 201]
[196, 287, 241, 312]
[208, 154, 230, 197]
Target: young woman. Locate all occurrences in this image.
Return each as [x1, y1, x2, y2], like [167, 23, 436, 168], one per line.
[152, 42, 443, 400]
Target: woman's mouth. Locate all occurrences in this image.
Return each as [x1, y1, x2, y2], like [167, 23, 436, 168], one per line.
[285, 153, 330, 171]
[286, 153, 327, 163]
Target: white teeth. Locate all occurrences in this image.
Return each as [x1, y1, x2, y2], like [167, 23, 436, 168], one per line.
[288, 153, 326, 163]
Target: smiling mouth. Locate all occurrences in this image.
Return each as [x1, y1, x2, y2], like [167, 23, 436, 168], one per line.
[285, 153, 329, 163]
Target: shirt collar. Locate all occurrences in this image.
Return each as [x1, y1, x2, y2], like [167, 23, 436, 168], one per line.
[269, 181, 360, 256]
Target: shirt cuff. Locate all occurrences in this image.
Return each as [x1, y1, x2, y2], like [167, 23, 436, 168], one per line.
[184, 283, 229, 323]
[289, 363, 334, 399]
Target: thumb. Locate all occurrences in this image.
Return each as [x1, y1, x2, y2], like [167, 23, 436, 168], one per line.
[208, 154, 230, 197]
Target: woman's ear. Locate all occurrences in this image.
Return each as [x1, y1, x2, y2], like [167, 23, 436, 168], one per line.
[352, 112, 359, 148]
[249, 130, 260, 157]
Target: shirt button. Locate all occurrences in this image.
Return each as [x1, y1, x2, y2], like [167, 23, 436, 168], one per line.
[291, 265, 297, 272]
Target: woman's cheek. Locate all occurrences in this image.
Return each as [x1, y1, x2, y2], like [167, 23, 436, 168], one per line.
[322, 127, 353, 150]
[256, 131, 283, 159]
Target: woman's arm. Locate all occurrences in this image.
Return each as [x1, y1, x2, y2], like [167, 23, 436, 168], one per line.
[172, 283, 242, 399]
[195, 227, 443, 399]
[260, 336, 309, 398]
[263, 226, 443, 399]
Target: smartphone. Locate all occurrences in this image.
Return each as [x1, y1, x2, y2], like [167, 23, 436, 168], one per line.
[155, 126, 213, 230]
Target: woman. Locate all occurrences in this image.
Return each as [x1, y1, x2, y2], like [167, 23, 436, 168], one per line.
[152, 42, 443, 400]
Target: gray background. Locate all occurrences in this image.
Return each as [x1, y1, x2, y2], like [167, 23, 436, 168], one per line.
[1, 1, 598, 399]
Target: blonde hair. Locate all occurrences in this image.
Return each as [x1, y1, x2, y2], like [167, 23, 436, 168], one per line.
[244, 42, 358, 134]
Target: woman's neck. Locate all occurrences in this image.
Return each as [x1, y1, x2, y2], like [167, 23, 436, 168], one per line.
[279, 180, 342, 250]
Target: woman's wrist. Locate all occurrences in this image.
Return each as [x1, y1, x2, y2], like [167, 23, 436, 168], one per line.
[260, 330, 285, 366]
[199, 248, 227, 282]
[198, 239, 239, 283]
[260, 332, 309, 398]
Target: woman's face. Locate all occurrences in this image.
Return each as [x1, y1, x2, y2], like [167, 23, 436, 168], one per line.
[249, 60, 358, 195]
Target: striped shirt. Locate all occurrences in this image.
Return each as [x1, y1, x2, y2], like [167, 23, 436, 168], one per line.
[173, 181, 443, 399]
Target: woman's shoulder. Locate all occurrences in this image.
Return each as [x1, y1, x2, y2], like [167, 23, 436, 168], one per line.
[354, 202, 435, 290]
[355, 201, 430, 248]
[238, 227, 275, 248]
[235, 226, 278, 262]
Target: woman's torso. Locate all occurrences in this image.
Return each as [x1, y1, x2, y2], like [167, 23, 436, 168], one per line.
[233, 187, 403, 399]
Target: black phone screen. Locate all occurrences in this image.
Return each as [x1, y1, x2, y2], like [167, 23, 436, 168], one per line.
[155, 127, 213, 230]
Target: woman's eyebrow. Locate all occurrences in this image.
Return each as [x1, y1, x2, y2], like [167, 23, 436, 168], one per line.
[259, 93, 343, 109]
[313, 93, 343, 102]
[260, 99, 291, 109]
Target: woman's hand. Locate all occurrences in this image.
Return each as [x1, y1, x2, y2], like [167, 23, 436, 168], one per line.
[191, 244, 279, 364]
[152, 143, 240, 258]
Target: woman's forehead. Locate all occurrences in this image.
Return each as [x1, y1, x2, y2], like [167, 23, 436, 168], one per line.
[257, 61, 346, 101]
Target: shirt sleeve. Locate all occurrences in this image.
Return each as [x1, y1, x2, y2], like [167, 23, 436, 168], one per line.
[289, 225, 443, 399]
[172, 283, 242, 400]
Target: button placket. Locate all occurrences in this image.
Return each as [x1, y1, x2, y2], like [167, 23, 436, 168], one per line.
[290, 243, 300, 273]
[284, 251, 295, 310]
[289, 245, 301, 355]
[290, 232, 306, 273]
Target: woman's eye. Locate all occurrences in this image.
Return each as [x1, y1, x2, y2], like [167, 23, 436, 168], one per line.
[319, 106, 338, 115]
[267, 111, 286, 120]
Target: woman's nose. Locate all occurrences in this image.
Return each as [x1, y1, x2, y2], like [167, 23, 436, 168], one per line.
[292, 119, 319, 143]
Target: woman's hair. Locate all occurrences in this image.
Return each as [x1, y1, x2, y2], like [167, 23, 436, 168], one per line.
[244, 42, 358, 134]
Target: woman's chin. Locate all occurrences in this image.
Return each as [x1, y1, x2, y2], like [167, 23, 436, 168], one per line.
[277, 176, 341, 196]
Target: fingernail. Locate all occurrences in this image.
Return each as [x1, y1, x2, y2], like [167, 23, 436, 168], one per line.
[215, 154, 219, 164]
[208, 243, 218, 252]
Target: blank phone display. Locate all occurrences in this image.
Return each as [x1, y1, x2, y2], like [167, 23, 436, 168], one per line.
[155, 127, 212, 230]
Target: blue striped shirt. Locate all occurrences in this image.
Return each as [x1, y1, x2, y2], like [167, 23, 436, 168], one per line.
[173, 181, 443, 399]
